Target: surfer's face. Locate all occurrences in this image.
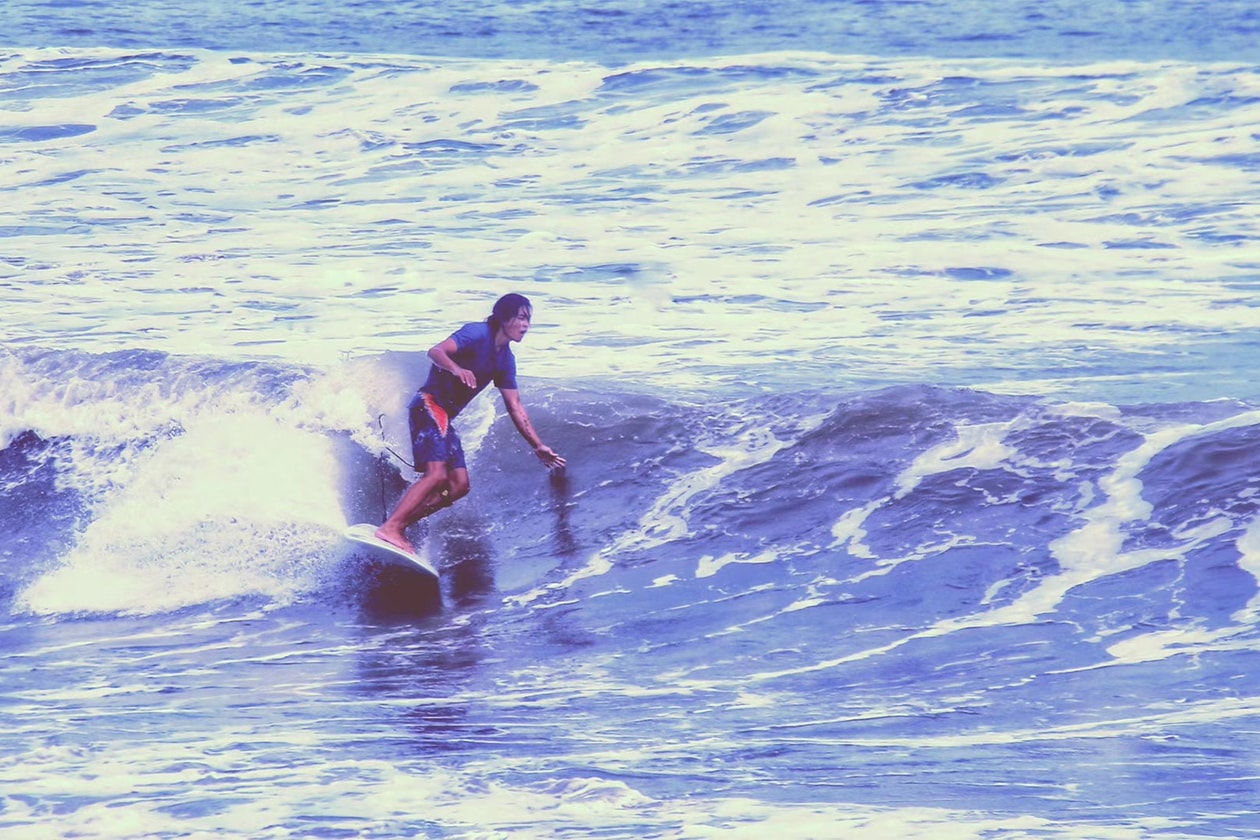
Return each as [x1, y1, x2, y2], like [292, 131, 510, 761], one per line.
[503, 307, 531, 342]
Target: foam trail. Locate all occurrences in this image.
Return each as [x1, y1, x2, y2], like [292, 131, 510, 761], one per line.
[1006, 409, 1260, 626]
[1235, 515, 1260, 623]
[832, 420, 1017, 573]
[17, 414, 347, 615]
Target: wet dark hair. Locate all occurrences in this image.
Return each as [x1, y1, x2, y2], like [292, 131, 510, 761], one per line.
[488, 293, 532, 332]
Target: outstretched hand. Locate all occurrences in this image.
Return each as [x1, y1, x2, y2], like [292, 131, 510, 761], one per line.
[535, 445, 566, 470]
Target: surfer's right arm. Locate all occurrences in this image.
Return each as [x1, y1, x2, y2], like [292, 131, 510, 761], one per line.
[428, 338, 476, 389]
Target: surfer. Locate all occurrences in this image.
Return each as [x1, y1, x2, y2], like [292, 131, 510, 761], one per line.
[375, 293, 565, 553]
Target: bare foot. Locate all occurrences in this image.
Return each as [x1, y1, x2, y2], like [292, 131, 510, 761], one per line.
[375, 526, 415, 554]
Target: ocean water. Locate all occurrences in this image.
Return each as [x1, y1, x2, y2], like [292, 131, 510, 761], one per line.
[4, 1, 1260, 838]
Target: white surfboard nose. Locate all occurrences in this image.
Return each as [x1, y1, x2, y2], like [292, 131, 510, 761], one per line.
[344, 523, 440, 579]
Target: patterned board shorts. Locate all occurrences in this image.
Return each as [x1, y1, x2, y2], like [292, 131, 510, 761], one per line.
[408, 392, 467, 471]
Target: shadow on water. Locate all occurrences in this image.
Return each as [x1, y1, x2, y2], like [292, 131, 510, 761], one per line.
[347, 515, 505, 755]
[548, 467, 579, 559]
[351, 504, 502, 622]
[341, 448, 597, 755]
[357, 561, 444, 621]
[442, 516, 497, 610]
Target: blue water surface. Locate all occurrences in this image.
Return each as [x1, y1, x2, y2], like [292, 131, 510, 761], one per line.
[5, 0, 1260, 63]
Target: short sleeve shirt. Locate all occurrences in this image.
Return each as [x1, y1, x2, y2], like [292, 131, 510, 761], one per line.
[420, 321, 518, 419]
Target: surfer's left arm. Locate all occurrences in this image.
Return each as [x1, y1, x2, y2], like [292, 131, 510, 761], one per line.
[501, 389, 566, 470]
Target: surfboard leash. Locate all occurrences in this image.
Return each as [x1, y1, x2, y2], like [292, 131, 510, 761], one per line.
[375, 413, 417, 471]
[375, 413, 417, 523]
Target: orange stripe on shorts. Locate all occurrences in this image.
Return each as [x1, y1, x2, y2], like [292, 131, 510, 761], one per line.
[422, 392, 449, 436]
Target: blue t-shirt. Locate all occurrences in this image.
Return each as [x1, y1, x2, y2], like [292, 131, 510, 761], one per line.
[420, 321, 518, 419]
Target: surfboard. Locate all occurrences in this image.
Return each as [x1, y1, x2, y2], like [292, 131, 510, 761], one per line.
[344, 523, 439, 580]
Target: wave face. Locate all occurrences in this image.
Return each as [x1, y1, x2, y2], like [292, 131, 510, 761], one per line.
[4, 347, 1260, 835]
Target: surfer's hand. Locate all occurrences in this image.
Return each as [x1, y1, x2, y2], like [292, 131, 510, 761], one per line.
[453, 366, 477, 388]
[535, 445, 566, 470]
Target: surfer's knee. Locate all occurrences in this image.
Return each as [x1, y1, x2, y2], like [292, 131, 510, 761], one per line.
[447, 471, 471, 501]
[422, 461, 449, 485]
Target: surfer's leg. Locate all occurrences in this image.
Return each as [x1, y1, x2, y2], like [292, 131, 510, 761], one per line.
[397, 466, 469, 525]
[414, 431, 469, 514]
[446, 467, 470, 504]
[404, 468, 460, 525]
[377, 461, 448, 552]
[377, 403, 467, 552]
